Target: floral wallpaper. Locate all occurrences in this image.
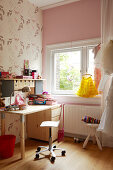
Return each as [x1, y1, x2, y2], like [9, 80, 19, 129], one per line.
[0, 0, 42, 75]
[0, 0, 42, 143]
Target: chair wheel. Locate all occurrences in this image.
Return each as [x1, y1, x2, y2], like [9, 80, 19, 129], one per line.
[35, 154, 39, 159]
[53, 145, 56, 148]
[50, 156, 55, 162]
[37, 147, 41, 152]
[62, 150, 66, 156]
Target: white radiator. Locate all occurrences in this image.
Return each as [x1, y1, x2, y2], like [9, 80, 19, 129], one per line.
[64, 104, 102, 136]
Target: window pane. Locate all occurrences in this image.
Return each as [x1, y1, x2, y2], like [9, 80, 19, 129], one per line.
[88, 48, 94, 79]
[54, 50, 81, 92]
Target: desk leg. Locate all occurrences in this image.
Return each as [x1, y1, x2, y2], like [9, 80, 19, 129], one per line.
[20, 115, 25, 159]
[1, 112, 5, 135]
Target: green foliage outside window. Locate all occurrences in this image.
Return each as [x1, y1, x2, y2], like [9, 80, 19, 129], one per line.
[59, 54, 80, 91]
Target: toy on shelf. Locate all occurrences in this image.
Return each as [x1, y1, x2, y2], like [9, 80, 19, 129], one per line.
[0, 98, 5, 107]
[24, 60, 30, 76]
[37, 75, 42, 79]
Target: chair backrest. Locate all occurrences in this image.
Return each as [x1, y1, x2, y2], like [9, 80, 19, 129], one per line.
[59, 104, 64, 129]
[58, 104, 65, 142]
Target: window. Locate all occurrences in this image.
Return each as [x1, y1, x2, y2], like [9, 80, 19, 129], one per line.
[46, 39, 100, 95]
[53, 48, 81, 94]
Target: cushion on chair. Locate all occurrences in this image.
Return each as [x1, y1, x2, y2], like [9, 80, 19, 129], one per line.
[84, 123, 99, 128]
[40, 121, 60, 127]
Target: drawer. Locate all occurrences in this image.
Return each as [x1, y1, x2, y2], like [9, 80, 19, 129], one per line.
[51, 107, 61, 118]
[26, 110, 50, 141]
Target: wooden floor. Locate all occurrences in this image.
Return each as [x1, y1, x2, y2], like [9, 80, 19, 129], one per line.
[0, 137, 113, 170]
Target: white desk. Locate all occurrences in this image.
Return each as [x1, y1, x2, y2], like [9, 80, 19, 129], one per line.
[0, 104, 61, 159]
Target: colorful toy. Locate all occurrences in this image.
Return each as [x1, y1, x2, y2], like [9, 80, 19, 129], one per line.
[82, 116, 100, 124]
[42, 91, 48, 95]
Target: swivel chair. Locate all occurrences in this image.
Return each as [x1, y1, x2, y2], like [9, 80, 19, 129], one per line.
[35, 121, 66, 162]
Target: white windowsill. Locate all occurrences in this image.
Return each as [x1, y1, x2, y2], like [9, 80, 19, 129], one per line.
[53, 94, 101, 105]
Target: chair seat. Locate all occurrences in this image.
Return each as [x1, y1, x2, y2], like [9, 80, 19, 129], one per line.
[40, 121, 60, 127]
[84, 123, 99, 128]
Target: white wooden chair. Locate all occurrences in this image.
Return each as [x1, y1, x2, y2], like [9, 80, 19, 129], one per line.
[35, 121, 66, 162]
[83, 123, 102, 150]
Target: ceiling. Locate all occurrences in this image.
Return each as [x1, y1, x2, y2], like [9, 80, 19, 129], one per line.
[28, 0, 80, 10]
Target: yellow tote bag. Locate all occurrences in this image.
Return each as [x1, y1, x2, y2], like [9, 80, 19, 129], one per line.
[76, 75, 98, 98]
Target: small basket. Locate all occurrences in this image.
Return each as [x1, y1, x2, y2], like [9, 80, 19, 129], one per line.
[0, 135, 16, 159]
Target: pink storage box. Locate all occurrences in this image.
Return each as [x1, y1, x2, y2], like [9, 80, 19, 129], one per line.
[46, 100, 57, 105]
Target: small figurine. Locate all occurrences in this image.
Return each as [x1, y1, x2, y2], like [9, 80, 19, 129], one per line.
[37, 75, 42, 79]
[0, 98, 5, 107]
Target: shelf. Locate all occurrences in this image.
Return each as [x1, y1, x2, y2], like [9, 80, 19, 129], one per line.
[0, 79, 45, 97]
[0, 79, 45, 81]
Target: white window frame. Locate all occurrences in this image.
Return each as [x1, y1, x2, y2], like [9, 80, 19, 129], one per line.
[45, 38, 100, 95]
[52, 47, 82, 94]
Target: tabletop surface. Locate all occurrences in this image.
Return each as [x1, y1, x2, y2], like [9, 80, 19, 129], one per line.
[0, 104, 61, 115]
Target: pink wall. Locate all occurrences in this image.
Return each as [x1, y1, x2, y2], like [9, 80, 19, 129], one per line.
[42, 0, 101, 76]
